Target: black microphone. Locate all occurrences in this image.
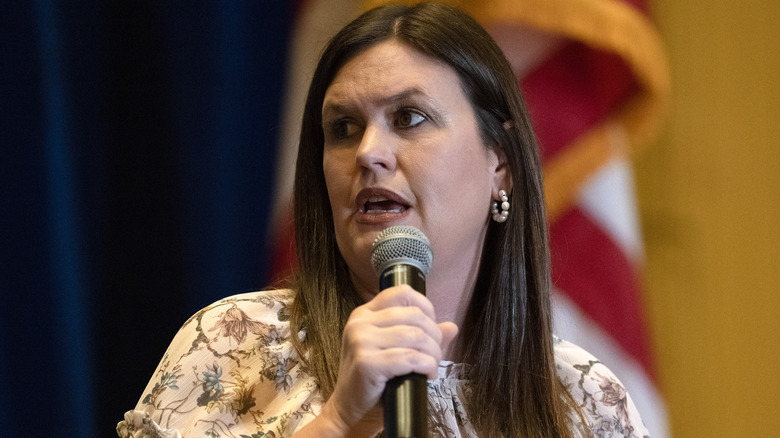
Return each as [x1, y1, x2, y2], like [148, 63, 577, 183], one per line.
[371, 225, 433, 438]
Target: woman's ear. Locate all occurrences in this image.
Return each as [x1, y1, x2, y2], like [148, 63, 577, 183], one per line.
[491, 147, 513, 199]
[492, 121, 514, 198]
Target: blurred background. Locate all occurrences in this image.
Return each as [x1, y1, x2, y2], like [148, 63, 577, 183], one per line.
[1, 0, 778, 437]
[637, 0, 780, 435]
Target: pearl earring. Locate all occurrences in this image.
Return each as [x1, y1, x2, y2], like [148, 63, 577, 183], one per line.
[491, 190, 510, 223]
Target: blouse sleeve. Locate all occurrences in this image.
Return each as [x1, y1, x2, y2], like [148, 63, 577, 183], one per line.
[554, 337, 651, 438]
[116, 290, 322, 438]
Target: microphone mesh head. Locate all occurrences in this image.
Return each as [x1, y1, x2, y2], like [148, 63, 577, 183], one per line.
[370, 225, 433, 276]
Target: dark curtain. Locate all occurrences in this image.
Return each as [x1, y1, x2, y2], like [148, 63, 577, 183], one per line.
[1, 2, 295, 435]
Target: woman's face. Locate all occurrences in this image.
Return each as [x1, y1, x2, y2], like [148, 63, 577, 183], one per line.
[322, 40, 510, 302]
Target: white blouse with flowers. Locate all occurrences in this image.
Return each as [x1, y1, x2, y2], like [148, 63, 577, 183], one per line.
[117, 290, 650, 438]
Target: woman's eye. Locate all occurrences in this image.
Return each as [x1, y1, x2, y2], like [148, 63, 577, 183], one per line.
[395, 109, 426, 128]
[328, 119, 358, 140]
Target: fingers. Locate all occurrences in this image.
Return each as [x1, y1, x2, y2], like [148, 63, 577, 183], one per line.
[355, 346, 442, 381]
[347, 318, 436, 349]
[343, 285, 459, 380]
[344, 322, 443, 379]
[347, 287, 446, 358]
[350, 305, 442, 342]
[323, 286, 460, 434]
[363, 284, 436, 320]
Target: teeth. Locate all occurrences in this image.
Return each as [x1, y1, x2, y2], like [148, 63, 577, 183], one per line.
[364, 196, 401, 213]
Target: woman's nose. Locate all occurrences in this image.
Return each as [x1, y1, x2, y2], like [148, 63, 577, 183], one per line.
[355, 124, 396, 173]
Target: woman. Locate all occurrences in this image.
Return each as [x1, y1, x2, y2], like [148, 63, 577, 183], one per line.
[118, 3, 649, 437]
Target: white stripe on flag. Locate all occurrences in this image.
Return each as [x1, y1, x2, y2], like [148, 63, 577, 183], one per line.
[577, 126, 644, 262]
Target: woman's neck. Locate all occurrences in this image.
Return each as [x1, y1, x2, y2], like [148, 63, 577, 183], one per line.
[426, 254, 481, 363]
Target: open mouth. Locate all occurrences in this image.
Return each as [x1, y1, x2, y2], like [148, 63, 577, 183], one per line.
[356, 189, 410, 216]
[363, 197, 407, 214]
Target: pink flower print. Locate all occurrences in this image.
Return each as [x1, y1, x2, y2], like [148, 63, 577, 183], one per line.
[209, 303, 267, 345]
[598, 375, 626, 406]
[597, 372, 633, 433]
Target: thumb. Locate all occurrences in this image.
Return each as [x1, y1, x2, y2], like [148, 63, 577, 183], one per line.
[438, 321, 459, 352]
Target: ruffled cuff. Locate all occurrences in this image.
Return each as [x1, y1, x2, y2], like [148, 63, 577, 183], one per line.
[116, 410, 182, 438]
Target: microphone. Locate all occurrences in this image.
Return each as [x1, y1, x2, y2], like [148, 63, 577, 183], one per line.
[371, 225, 433, 438]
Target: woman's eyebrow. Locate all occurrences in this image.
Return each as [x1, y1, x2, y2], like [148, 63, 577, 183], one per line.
[382, 88, 448, 119]
[322, 101, 353, 118]
[381, 87, 427, 103]
[322, 87, 447, 118]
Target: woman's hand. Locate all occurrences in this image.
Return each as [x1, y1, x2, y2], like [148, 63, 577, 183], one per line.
[295, 285, 459, 438]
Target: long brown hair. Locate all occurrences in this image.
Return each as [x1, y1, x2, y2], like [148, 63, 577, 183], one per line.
[289, 3, 580, 436]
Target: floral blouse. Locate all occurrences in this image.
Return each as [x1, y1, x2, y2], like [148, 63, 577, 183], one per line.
[117, 290, 649, 438]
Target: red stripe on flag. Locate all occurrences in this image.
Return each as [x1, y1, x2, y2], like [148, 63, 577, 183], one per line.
[549, 207, 654, 377]
[521, 41, 638, 163]
[269, 209, 297, 283]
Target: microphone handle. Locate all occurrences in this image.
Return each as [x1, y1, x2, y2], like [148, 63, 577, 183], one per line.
[379, 263, 428, 438]
[382, 372, 428, 438]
